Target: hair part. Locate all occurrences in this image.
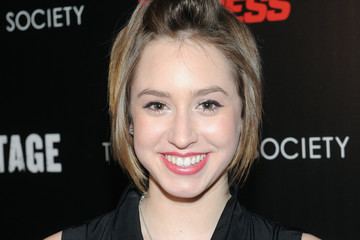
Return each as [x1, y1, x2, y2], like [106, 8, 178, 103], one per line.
[108, 0, 262, 192]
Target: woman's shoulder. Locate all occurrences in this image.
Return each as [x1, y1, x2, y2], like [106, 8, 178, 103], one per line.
[47, 185, 141, 240]
[238, 208, 321, 240]
[218, 195, 304, 240]
[238, 206, 303, 239]
[44, 231, 62, 240]
[63, 210, 117, 240]
[301, 233, 321, 240]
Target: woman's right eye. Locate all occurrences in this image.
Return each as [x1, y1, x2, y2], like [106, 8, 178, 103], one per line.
[143, 102, 167, 112]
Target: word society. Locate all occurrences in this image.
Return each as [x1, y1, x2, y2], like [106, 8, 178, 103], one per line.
[0, 134, 62, 173]
[260, 136, 350, 160]
[5, 5, 84, 32]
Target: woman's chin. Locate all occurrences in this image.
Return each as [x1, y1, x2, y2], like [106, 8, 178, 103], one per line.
[164, 188, 205, 201]
[156, 180, 210, 202]
[149, 172, 228, 202]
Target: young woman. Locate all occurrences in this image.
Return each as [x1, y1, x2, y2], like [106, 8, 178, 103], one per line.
[46, 0, 320, 239]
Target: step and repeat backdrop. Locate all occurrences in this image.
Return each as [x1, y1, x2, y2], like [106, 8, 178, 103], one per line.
[1, 1, 359, 239]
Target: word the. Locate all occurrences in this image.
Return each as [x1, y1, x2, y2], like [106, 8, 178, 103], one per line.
[102, 142, 111, 163]
[220, 0, 291, 23]
[5, 5, 84, 32]
[260, 136, 350, 160]
[0, 134, 62, 173]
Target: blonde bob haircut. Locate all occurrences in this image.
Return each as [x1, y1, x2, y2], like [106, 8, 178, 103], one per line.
[108, 0, 262, 192]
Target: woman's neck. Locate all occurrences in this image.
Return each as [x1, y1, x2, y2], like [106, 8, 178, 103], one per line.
[139, 175, 231, 240]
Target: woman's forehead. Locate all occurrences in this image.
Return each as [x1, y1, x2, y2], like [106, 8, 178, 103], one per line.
[132, 37, 237, 93]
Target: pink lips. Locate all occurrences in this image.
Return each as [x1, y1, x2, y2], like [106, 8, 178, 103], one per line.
[161, 152, 209, 175]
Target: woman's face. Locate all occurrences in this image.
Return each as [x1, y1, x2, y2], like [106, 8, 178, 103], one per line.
[130, 37, 242, 199]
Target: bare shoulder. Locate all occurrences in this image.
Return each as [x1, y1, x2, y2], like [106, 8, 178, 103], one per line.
[43, 231, 62, 240]
[301, 233, 321, 240]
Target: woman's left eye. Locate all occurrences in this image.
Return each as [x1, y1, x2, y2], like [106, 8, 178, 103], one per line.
[197, 100, 223, 112]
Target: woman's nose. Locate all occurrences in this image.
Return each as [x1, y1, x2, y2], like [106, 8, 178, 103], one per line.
[167, 110, 198, 149]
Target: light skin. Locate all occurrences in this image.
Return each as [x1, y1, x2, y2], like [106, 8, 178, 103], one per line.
[130, 37, 242, 239]
[44, 38, 321, 240]
[44, 232, 61, 240]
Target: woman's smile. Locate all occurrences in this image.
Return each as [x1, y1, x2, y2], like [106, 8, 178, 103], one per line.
[161, 152, 209, 175]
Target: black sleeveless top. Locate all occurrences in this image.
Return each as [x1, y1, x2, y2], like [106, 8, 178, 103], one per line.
[62, 186, 302, 240]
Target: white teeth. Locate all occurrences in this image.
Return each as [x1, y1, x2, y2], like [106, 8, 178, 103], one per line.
[178, 158, 184, 167]
[164, 154, 206, 167]
[184, 157, 191, 167]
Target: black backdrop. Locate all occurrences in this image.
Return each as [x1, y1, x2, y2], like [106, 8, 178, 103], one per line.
[1, 1, 359, 239]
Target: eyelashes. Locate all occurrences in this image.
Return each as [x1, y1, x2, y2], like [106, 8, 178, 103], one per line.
[197, 100, 224, 112]
[143, 101, 167, 112]
[143, 100, 223, 113]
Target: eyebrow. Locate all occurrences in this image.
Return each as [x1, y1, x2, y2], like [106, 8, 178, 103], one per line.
[137, 89, 170, 98]
[137, 86, 228, 98]
[194, 86, 229, 97]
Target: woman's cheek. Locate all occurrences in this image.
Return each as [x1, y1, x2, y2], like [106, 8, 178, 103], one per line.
[134, 114, 167, 147]
[202, 114, 239, 144]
